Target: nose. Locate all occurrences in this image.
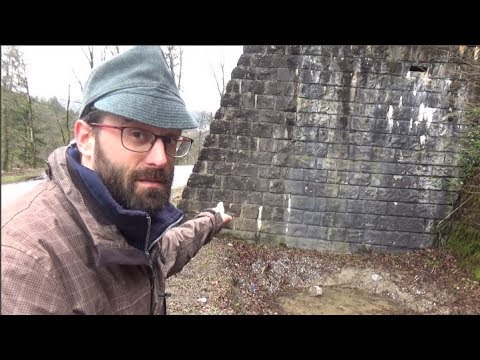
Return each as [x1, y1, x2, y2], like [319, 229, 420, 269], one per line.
[143, 138, 169, 167]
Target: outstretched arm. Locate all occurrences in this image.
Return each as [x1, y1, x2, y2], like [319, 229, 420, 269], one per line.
[159, 202, 233, 277]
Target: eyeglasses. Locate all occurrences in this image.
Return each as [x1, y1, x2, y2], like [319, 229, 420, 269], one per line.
[89, 123, 193, 158]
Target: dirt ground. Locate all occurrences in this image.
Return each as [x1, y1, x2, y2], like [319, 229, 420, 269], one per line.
[166, 237, 479, 315]
[167, 188, 479, 315]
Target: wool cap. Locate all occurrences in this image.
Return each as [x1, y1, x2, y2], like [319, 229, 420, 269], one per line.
[79, 46, 197, 129]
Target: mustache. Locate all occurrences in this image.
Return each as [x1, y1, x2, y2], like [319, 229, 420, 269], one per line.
[132, 168, 173, 182]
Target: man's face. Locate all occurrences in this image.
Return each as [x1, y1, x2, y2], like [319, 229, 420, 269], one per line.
[92, 114, 179, 214]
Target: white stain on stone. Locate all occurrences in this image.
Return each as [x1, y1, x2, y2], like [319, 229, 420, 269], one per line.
[409, 117, 413, 131]
[398, 95, 403, 108]
[421, 72, 431, 86]
[285, 194, 291, 235]
[425, 107, 434, 129]
[420, 135, 426, 145]
[254, 94, 257, 108]
[387, 105, 394, 130]
[417, 103, 425, 122]
[257, 205, 263, 232]
[349, 87, 356, 102]
[352, 72, 358, 86]
[418, 103, 434, 129]
[406, 71, 411, 79]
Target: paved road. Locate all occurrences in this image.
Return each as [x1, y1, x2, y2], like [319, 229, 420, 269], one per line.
[1, 165, 194, 209]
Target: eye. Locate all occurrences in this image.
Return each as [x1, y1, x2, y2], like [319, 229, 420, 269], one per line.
[126, 128, 150, 143]
[162, 136, 175, 145]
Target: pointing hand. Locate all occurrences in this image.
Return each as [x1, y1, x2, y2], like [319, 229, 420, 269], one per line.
[212, 201, 233, 225]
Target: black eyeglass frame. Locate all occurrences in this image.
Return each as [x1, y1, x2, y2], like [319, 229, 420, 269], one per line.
[89, 123, 194, 158]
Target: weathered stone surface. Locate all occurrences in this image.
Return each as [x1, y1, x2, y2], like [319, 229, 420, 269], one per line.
[179, 45, 475, 252]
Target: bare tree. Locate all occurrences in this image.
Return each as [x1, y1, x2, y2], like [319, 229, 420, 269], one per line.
[196, 111, 212, 142]
[163, 46, 184, 91]
[109, 46, 121, 57]
[59, 84, 71, 145]
[22, 72, 37, 167]
[73, 46, 127, 110]
[178, 47, 183, 91]
[82, 46, 95, 69]
[209, 58, 226, 99]
[99, 46, 121, 62]
[72, 69, 84, 94]
[100, 47, 107, 62]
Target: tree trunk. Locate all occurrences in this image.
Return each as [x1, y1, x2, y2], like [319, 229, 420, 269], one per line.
[24, 67, 37, 168]
[65, 84, 70, 145]
[2, 98, 10, 171]
[177, 48, 183, 92]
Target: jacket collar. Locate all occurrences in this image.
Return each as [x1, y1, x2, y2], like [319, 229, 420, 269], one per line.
[47, 145, 183, 265]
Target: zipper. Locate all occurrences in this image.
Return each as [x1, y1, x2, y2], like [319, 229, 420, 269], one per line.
[145, 214, 182, 314]
[146, 215, 183, 253]
[144, 215, 152, 253]
[144, 215, 160, 314]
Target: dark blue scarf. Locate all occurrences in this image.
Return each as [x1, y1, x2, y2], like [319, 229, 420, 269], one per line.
[66, 145, 183, 253]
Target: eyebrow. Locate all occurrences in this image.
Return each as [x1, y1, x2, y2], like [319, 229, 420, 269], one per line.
[119, 119, 182, 137]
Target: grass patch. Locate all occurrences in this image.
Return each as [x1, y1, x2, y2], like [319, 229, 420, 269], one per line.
[1, 169, 44, 184]
[438, 181, 480, 280]
[446, 222, 480, 280]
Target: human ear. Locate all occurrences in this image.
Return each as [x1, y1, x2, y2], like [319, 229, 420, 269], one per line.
[74, 120, 95, 160]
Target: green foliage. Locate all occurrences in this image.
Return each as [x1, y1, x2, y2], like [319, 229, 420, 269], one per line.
[2, 46, 77, 172]
[474, 267, 480, 280]
[437, 159, 480, 280]
[445, 221, 480, 280]
[1, 86, 77, 170]
[457, 107, 480, 179]
[436, 46, 480, 280]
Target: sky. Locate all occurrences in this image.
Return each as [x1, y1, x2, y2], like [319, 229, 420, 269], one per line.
[17, 45, 244, 114]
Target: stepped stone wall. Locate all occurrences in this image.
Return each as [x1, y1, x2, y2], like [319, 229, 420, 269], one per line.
[178, 45, 477, 252]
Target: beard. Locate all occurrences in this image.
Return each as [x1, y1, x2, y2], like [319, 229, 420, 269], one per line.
[94, 142, 174, 214]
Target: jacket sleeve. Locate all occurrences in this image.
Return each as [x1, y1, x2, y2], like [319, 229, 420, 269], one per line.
[159, 210, 224, 278]
[1, 245, 70, 315]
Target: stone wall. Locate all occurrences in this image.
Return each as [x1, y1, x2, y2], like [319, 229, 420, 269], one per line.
[178, 45, 477, 252]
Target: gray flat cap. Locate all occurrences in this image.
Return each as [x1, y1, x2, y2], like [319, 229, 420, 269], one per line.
[79, 46, 197, 129]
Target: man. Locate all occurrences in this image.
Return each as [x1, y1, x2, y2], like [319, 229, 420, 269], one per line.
[1, 46, 232, 315]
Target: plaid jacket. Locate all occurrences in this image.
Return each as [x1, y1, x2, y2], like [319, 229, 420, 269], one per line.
[1, 147, 223, 314]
